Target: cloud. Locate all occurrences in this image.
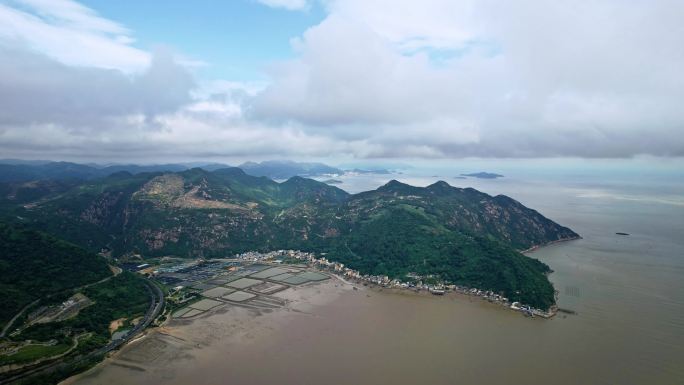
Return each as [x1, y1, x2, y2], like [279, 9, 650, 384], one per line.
[325, 0, 480, 52]
[0, 0, 345, 163]
[253, 15, 463, 127]
[0, 47, 194, 128]
[252, 0, 684, 158]
[256, 0, 310, 11]
[0, 0, 149, 72]
[1, 0, 683, 162]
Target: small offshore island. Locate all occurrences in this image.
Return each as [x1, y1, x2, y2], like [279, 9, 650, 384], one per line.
[460, 172, 505, 179]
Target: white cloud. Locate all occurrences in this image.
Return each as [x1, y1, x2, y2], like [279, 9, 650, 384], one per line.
[256, 0, 310, 11]
[1, 0, 684, 162]
[16, 0, 129, 34]
[325, 0, 481, 52]
[0, 0, 149, 72]
[253, 15, 470, 127]
[252, 0, 684, 158]
[0, 47, 194, 128]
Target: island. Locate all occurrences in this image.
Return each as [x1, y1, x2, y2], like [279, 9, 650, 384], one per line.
[346, 168, 392, 175]
[322, 179, 343, 185]
[461, 172, 504, 179]
[238, 160, 343, 179]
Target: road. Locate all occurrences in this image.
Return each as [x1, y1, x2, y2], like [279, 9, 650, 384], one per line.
[0, 299, 39, 338]
[0, 265, 122, 338]
[0, 278, 164, 385]
[94, 279, 164, 356]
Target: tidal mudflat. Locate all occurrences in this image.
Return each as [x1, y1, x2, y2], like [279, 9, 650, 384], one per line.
[64, 261, 684, 385]
[62, 278, 353, 385]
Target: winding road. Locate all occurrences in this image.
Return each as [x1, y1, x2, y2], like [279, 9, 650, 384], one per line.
[0, 265, 122, 338]
[0, 278, 164, 385]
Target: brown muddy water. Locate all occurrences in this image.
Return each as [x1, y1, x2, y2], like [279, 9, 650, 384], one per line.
[65, 173, 684, 385]
[65, 261, 683, 385]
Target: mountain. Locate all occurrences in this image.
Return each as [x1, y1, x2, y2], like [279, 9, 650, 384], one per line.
[322, 179, 343, 185]
[347, 168, 392, 175]
[238, 160, 343, 179]
[0, 171, 578, 310]
[0, 160, 343, 183]
[0, 161, 225, 183]
[0, 162, 102, 182]
[182, 162, 232, 171]
[0, 159, 52, 166]
[0, 223, 113, 329]
[99, 163, 189, 175]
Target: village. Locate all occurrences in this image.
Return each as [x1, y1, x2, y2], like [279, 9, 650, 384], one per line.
[232, 250, 555, 318]
[123, 249, 554, 321]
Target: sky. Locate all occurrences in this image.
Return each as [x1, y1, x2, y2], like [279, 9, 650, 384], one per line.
[0, 0, 683, 164]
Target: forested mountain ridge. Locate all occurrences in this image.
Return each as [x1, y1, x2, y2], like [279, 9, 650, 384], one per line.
[0, 169, 578, 309]
[0, 159, 344, 183]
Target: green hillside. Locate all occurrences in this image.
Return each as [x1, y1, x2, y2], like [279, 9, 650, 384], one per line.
[0, 223, 112, 328]
[0, 170, 578, 309]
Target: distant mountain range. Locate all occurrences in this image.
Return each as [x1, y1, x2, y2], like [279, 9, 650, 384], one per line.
[0, 160, 197, 182]
[0, 166, 578, 310]
[238, 160, 343, 179]
[0, 159, 382, 182]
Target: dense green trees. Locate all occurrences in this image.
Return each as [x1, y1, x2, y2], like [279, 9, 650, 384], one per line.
[17, 272, 149, 342]
[0, 223, 112, 327]
[0, 171, 576, 310]
[314, 206, 556, 310]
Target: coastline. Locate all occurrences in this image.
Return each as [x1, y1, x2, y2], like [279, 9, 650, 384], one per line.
[356, 278, 557, 318]
[60, 239, 579, 384]
[520, 235, 582, 255]
[60, 267, 581, 385]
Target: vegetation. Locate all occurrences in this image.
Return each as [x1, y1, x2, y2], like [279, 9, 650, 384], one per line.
[15, 272, 149, 343]
[0, 343, 72, 366]
[0, 168, 578, 310]
[316, 205, 556, 309]
[0, 223, 149, 381]
[0, 271, 149, 383]
[0, 223, 112, 328]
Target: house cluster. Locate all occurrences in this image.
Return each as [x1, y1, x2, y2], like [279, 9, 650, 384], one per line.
[237, 249, 554, 318]
[233, 250, 306, 263]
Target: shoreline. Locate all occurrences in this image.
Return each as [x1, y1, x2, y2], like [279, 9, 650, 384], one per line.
[354, 278, 557, 319]
[60, 239, 579, 383]
[520, 235, 582, 254]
